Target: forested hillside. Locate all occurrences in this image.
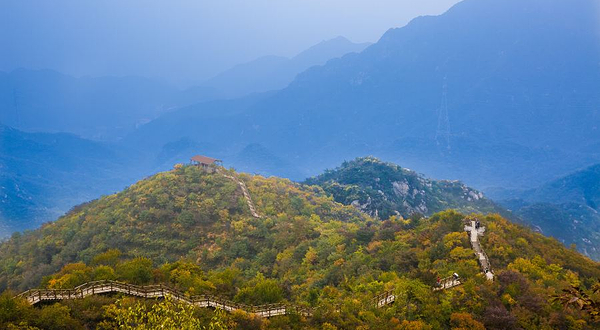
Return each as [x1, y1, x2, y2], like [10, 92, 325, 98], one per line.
[1, 165, 598, 329]
[305, 157, 506, 219]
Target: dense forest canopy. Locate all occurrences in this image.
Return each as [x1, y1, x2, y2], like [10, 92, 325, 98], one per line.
[1, 164, 599, 329]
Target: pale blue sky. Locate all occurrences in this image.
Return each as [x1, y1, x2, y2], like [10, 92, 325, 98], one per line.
[0, 0, 460, 86]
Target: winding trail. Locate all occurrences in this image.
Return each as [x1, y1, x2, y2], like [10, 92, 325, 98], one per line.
[17, 280, 399, 317]
[18, 280, 308, 318]
[219, 170, 262, 218]
[17, 217, 495, 313]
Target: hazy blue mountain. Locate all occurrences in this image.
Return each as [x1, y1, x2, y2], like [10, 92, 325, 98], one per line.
[499, 164, 600, 260]
[127, 0, 600, 191]
[232, 143, 303, 179]
[6, 0, 600, 248]
[0, 124, 150, 237]
[123, 92, 273, 161]
[200, 36, 372, 98]
[0, 69, 225, 141]
[0, 38, 367, 142]
[522, 164, 600, 208]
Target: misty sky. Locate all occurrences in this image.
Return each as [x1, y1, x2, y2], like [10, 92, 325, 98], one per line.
[1, 0, 460, 86]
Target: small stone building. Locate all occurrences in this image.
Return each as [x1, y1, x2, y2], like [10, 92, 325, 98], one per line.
[190, 155, 222, 172]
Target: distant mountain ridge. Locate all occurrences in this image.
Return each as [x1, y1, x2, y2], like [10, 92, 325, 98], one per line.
[522, 164, 600, 208]
[498, 164, 600, 260]
[127, 0, 600, 191]
[200, 36, 372, 98]
[0, 69, 191, 140]
[0, 37, 368, 141]
[0, 124, 149, 236]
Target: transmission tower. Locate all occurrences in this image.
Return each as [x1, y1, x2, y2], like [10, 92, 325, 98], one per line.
[12, 88, 20, 127]
[435, 78, 451, 153]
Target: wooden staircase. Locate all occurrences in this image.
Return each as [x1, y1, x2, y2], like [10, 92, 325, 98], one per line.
[17, 280, 309, 318]
[433, 276, 462, 291]
[17, 280, 405, 316]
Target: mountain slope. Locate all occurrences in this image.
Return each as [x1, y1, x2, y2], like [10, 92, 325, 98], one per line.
[305, 157, 506, 219]
[0, 125, 149, 236]
[127, 0, 600, 189]
[499, 164, 600, 260]
[0, 164, 599, 328]
[0, 69, 183, 140]
[201, 36, 371, 98]
[523, 164, 600, 207]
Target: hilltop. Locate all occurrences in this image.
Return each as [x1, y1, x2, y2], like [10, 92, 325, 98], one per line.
[0, 164, 599, 328]
[305, 157, 506, 219]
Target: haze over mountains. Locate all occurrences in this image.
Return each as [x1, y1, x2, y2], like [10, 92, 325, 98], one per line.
[0, 37, 373, 234]
[0, 124, 145, 237]
[0, 37, 368, 141]
[200, 36, 371, 98]
[497, 164, 600, 260]
[2, 1, 600, 327]
[128, 0, 600, 190]
[2, 0, 600, 260]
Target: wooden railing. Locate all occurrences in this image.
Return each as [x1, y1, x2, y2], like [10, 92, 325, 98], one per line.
[17, 280, 310, 318]
[433, 276, 461, 291]
[16, 219, 497, 314]
[17, 280, 401, 317]
[371, 290, 395, 308]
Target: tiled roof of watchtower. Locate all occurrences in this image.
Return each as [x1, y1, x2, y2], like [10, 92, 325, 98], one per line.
[190, 155, 221, 165]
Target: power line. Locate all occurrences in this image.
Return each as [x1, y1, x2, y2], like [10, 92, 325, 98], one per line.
[435, 77, 451, 153]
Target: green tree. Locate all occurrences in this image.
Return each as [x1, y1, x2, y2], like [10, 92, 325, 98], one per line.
[116, 257, 153, 285]
[100, 296, 229, 330]
[234, 273, 284, 305]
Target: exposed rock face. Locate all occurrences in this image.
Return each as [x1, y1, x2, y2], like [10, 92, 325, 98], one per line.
[305, 157, 506, 220]
[392, 181, 410, 197]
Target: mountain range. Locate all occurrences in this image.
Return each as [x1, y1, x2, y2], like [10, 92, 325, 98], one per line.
[496, 163, 600, 260]
[0, 124, 145, 237]
[3, 0, 600, 262]
[1, 163, 598, 328]
[0, 37, 369, 141]
[125, 0, 600, 191]
[200, 36, 371, 98]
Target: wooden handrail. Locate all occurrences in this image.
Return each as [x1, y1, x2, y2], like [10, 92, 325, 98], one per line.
[16, 280, 399, 317]
[16, 280, 306, 317]
[17, 219, 497, 314]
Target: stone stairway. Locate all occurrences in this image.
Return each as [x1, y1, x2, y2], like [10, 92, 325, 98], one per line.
[464, 219, 494, 281]
[219, 170, 262, 218]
